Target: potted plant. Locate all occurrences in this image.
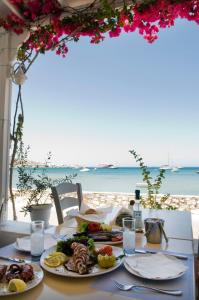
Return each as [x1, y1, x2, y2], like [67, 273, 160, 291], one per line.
[17, 144, 76, 227]
[129, 149, 176, 210]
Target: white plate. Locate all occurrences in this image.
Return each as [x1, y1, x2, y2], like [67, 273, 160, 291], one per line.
[0, 264, 44, 296]
[95, 239, 122, 245]
[77, 229, 123, 245]
[40, 244, 123, 278]
[94, 230, 123, 245]
[14, 236, 30, 253]
[14, 235, 57, 253]
[124, 254, 187, 281]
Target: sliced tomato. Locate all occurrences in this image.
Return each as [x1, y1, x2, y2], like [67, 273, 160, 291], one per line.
[87, 222, 101, 232]
[98, 245, 113, 256]
[111, 235, 123, 242]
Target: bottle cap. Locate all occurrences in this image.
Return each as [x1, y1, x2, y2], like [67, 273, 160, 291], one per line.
[135, 189, 140, 200]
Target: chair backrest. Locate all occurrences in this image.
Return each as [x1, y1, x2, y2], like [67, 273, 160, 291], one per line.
[51, 182, 83, 225]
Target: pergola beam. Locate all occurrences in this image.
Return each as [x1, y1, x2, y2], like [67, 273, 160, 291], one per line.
[2, 0, 24, 20]
[58, 0, 134, 10]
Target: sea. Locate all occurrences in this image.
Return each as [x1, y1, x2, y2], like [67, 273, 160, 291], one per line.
[13, 167, 199, 195]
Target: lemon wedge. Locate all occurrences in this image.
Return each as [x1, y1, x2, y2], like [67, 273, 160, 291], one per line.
[8, 279, 27, 293]
[49, 251, 63, 256]
[44, 256, 62, 267]
[48, 252, 69, 263]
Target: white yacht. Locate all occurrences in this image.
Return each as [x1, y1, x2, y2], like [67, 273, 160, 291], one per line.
[109, 165, 118, 169]
[97, 164, 113, 168]
[80, 167, 90, 172]
[160, 153, 172, 170]
[160, 165, 172, 170]
[171, 167, 179, 172]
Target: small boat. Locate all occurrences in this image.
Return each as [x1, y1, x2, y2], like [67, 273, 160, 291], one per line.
[160, 153, 172, 170]
[97, 164, 113, 169]
[160, 165, 172, 170]
[109, 165, 118, 169]
[80, 167, 90, 172]
[171, 167, 179, 172]
[196, 171, 199, 174]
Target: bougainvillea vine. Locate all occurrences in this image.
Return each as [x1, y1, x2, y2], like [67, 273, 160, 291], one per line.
[0, 0, 199, 61]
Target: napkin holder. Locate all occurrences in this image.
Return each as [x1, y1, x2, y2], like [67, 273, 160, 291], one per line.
[144, 218, 168, 244]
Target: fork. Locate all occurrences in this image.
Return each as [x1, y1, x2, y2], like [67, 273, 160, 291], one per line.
[113, 280, 183, 296]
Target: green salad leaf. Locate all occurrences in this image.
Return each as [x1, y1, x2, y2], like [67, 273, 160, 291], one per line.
[78, 222, 88, 233]
[87, 238, 94, 251]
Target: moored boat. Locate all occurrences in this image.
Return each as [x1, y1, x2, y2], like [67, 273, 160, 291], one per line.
[80, 167, 90, 172]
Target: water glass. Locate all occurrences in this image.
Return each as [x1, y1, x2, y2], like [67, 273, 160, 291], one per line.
[122, 217, 135, 256]
[31, 220, 44, 256]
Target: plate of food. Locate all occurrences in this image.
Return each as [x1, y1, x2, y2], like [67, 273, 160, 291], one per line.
[0, 263, 43, 296]
[40, 236, 124, 277]
[74, 221, 123, 245]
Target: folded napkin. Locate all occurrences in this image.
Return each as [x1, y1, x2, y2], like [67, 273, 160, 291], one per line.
[76, 202, 126, 225]
[67, 208, 79, 217]
[125, 253, 187, 279]
[80, 202, 105, 214]
[16, 234, 57, 252]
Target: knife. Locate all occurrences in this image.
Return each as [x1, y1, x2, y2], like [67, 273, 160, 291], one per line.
[0, 256, 30, 263]
[135, 249, 188, 260]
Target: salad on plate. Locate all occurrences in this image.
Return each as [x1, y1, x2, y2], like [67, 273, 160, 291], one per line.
[41, 236, 124, 276]
[74, 221, 123, 243]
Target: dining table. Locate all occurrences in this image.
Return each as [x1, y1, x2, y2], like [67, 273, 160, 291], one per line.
[0, 209, 196, 300]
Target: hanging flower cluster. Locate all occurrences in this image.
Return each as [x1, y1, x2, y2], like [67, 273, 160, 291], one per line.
[0, 0, 199, 61]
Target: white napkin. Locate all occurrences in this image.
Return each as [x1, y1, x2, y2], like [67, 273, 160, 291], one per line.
[67, 208, 79, 217]
[16, 234, 57, 252]
[77, 203, 123, 225]
[125, 253, 187, 279]
[80, 202, 105, 214]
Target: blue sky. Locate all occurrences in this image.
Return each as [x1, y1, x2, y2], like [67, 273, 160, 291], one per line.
[12, 19, 199, 167]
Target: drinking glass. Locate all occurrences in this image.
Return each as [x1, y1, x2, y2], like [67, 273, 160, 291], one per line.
[122, 217, 135, 256]
[31, 220, 44, 256]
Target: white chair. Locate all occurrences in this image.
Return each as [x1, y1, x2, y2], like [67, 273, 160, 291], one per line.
[51, 182, 83, 225]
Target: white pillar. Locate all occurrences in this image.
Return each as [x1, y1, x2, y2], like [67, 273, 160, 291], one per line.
[0, 30, 12, 220]
[0, 29, 27, 221]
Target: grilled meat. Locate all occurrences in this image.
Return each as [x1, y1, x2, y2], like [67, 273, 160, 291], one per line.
[65, 242, 89, 275]
[0, 265, 7, 281]
[6, 264, 34, 282]
[20, 264, 34, 282]
[5, 264, 22, 281]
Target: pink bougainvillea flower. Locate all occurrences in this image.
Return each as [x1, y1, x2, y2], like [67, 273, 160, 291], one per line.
[1, 0, 199, 56]
[109, 26, 121, 38]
